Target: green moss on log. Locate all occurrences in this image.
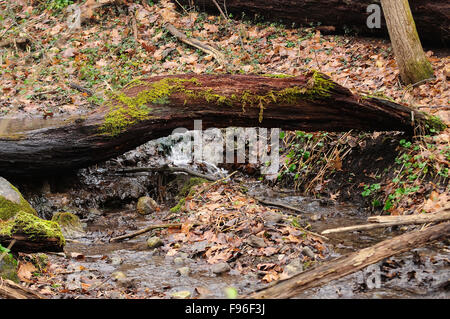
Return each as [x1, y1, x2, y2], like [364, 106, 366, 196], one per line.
[0, 211, 65, 246]
[100, 77, 200, 136]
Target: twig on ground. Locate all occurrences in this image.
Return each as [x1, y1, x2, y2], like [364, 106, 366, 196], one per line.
[110, 222, 201, 242]
[163, 22, 226, 66]
[115, 164, 219, 181]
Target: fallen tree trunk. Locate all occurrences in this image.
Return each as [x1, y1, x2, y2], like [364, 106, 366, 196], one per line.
[0, 72, 439, 176]
[0, 233, 64, 253]
[0, 278, 45, 299]
[322, 208, 450, 234]
[179, 0, 450, 47]
[248, 221, 450, 298]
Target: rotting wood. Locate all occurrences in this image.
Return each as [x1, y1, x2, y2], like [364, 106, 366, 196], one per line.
[322, 208, 450, 235]
[0, 278, 45, 299]
[247, 221, 450, 298]
[0, 73, 442, 177]
[0, 233, 64, 254]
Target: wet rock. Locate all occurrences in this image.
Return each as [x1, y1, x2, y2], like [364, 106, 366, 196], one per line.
[302, 246, 315, 259]
[176, 266, 190, 276]
[112, 271, 135, 288]
[211, 262, 230, 275]
[263, 211, 283, 224]
[147, 236, 163, 249]
[171, 290, 191, 299]
[310, 213, 321, 222]
[136, 196, 159, 215]
[282, 258, 303, 277]
[111, 271, 127, 281]
[0, 250, 18, 282]
[0, 176, 37, 219]
[246, 235, 266, 248]
[110, 256, 123, 266]
[173, 257, 185, 266]
[51, 212, 85, 239]
[108, 291, 126, 299]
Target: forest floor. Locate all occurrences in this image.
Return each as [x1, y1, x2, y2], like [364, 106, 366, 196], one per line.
[0, 0, 449, 299]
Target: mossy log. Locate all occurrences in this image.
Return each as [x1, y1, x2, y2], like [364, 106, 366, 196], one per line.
[0, 212, 65, 253]
[179, 0, 449, 47]
[0, 72, 442, 176]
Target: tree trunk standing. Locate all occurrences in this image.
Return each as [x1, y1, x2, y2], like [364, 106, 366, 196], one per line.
[380, 0, 434, 85]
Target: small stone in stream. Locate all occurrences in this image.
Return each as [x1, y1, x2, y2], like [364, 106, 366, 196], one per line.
[171, 290, 191, 299]
[310, 213, 321, 221]
[110, 257, 123, 266]
[176, 266, 190, 276]
[108, 291, 125, 299]
[117, 276, 136, 289]
[302, 246, 315, 259]
[246, 235, 266, 248]
[173, 257, 185, 265]
[111, 271, 127, 281]
[136, 196, 159, 215]
[211, 262, 230, 275]
[283, 264, 300, 277]
[147, 236, 163, 249]
[263, 211, 283, 224]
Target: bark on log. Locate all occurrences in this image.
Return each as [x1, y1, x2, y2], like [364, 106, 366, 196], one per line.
[322, 209, 450, 234]
[0, 73, 436, 177]
[248, 221, 450, 299]
[0, 278, 45, 299]
[179, 0, 449, 47]
[0, 233, 64, 253]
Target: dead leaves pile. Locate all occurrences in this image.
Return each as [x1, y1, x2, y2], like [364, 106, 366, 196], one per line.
[162, 181, 326, 283]
[0, 0, 448, 121]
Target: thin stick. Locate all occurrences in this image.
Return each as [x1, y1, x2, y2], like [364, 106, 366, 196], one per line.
[115, 165, 219, 181]
[164, 22, 226, 66]
[254, 197, 306, 214]
[110, 222, 200, 242]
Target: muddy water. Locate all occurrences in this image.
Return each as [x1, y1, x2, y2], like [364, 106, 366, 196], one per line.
[38, 132, 448, 299]
[51, 184, 449, 299]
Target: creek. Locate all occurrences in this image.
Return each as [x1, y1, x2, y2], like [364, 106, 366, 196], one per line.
[19, 131, 448, 299]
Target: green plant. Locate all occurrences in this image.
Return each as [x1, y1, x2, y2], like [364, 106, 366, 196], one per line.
[46, 0, 73, 11]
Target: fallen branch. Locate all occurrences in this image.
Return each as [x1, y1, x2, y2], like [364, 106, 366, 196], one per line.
[322, 209, 450, 235]
[164, 22, 226, 66]
[110, 222, 200, 242]
[0, 278, 45, 299]
[254, 197, 306, 214]
[115, 165, 219, 181]
[248, 221, 450, 298]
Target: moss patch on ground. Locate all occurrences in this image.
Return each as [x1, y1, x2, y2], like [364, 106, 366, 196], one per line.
[170, 177, 209, 213]
[0, 244, 19, 282]
[51, 212, 84, 238]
